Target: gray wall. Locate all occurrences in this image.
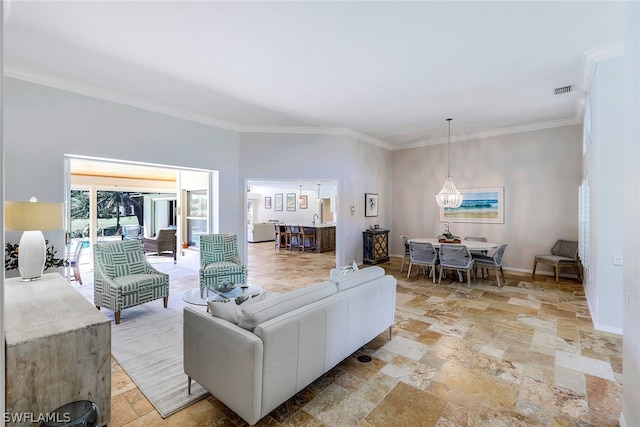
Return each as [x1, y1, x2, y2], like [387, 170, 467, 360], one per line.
[3, 78, 243, 257]
[391, 125, 583, 272]
[238, 132, 392, 266]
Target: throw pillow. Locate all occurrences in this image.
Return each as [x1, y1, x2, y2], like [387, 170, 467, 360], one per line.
[208, 292, 267, 324]
[339, 260, 359, 275]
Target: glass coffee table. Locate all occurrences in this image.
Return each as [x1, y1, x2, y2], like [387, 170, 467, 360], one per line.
[182, 284, 264, 306]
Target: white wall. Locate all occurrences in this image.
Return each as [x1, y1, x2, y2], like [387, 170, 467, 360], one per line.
[391, 125, 582, 272]
[622, 2, 640, 426]
[587, 56, 624, 333]
[249, 186, 323, 225]
[3, 78, 245, 258]
[239, 132, 392, 266]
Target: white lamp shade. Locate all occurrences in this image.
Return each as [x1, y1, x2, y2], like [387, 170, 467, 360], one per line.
[5, 201, 63, 231]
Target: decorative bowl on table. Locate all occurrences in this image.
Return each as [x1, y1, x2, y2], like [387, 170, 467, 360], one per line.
[214, 282, 237, 293]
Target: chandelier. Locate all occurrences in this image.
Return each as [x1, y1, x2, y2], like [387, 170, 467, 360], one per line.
[435, 118, 463, 208]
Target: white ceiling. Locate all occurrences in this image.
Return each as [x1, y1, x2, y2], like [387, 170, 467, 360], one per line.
[3, 1, 625, 149]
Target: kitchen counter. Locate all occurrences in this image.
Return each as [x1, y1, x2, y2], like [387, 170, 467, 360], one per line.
[284, 224, 336, 252]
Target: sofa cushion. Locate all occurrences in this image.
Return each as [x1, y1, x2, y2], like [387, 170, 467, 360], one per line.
[208, 292, 267, 324]
[237, 281, 336, 331]
[329, 266, 385, 292]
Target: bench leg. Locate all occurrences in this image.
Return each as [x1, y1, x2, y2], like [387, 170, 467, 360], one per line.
[554, 266, 560, 283]
[187, 376, 192, 395]
[532, 260, 538, 280]
[164, 296, 168, 308]
[115, 311, 121, 325]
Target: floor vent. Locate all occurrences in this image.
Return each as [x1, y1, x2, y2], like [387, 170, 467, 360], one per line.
[357, 355, 372, 363]
[554, 85, 572, 95]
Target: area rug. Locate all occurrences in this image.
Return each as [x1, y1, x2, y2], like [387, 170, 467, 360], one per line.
[110, 302, 209, 418]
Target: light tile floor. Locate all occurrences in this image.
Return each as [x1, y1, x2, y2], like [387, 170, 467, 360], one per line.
[71, 242, 623, 426]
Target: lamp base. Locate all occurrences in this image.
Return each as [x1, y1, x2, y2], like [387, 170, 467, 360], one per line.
[18, 230, 46, 281]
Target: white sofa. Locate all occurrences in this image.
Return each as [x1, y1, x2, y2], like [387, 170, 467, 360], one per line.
[247, 223, 276, 243]
[183, 266, 396, 425]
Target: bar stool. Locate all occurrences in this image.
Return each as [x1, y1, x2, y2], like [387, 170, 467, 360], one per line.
[299, 226, 317, 252]
[286, 225, 300, 251]
[274, 224, 287, 250]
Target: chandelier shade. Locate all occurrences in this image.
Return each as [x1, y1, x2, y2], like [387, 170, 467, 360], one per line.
[435, 177, 464, 208]
[435, 118, 463, 208]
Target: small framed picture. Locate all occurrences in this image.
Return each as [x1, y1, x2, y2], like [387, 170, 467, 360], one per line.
[274, 193, 283, 211]
[365, 193, 379, 217]
[265, 196, 272, 209]
[300, 195, 308, 209]
[286, 193, 297, 211]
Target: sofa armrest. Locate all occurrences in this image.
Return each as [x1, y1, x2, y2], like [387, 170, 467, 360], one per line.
[183, 307, 264, 425]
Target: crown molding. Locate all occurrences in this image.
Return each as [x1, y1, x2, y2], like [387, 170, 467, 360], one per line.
[579, 41, 624, 91]
[5, 66, 393, 149]
[238, 125, 393, 150]
[4, 66, 581, 153]
[391, 117, 580, 151]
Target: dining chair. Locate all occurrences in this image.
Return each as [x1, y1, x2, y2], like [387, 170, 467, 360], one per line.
[407, 241, 439, 282]
[400, 235, 410, 272]
[472, 243, 508, 287]
[464, 236, 488, 278]
[438, 244, 476, 288]
[69, 240, 84, 285]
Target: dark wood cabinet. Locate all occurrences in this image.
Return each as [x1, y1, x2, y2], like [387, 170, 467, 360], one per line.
[363, 229, 389, 265]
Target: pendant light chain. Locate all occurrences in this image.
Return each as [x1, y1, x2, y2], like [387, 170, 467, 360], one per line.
[435, 117, 464, 208]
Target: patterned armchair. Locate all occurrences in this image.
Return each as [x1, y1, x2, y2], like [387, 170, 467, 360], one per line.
[199, 234, 246, 297]
[143, 228, 177, 263]
[94, 240, 169, 324]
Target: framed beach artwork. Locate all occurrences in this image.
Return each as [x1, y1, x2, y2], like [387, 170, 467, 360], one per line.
[299, 195, 308, 209]
[274, 193, 283, 211]
[365, 193, 379, 217]
[286, 193, 297, 211]
[265, 196, 272, 209]
[440, 187, 504, 224]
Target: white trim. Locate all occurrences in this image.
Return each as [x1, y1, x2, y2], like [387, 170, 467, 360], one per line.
[579, 42, 625, 91]
[391, 118, 580, 150]
[3, 65, 593, 152]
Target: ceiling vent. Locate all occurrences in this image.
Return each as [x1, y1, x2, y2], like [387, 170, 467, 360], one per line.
[554, 85, 572, 95]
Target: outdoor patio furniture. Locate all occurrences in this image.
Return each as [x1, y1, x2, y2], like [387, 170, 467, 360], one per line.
[143, 228, 177, 263]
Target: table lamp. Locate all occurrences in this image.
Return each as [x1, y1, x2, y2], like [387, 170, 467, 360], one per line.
[5, 197, 64, 281]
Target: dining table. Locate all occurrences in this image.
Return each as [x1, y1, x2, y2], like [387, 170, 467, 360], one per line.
[408, 238, 498, 282]
[408, 238, 498, 251]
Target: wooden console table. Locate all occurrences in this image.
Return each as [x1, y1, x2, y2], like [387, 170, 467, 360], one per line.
[4, 273, 111, 426]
